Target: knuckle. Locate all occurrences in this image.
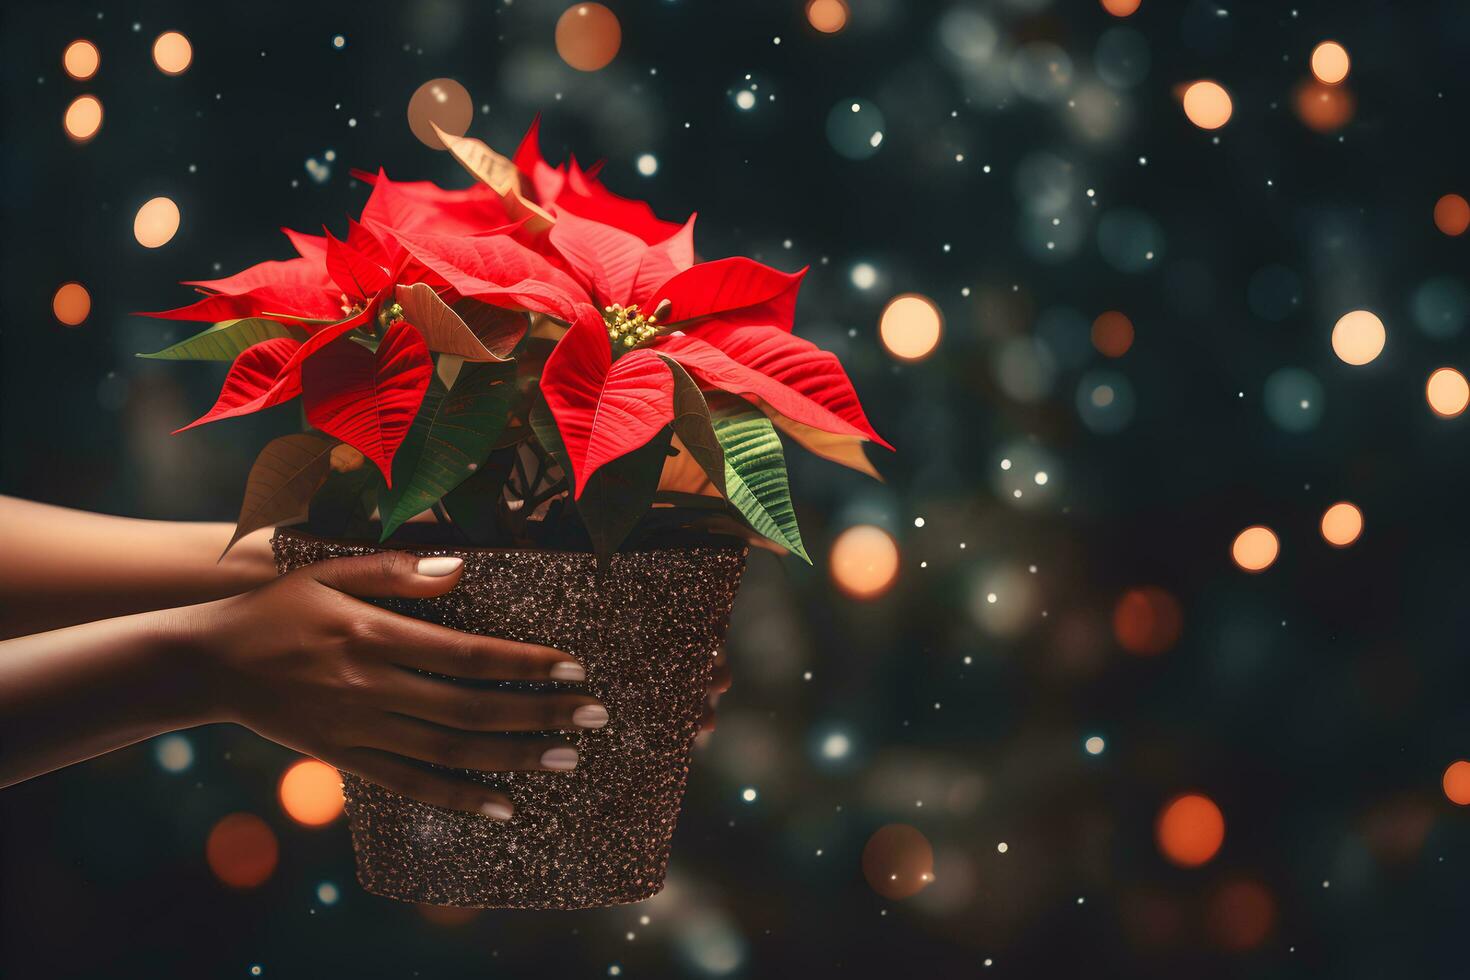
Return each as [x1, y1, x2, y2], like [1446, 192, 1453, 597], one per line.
[376, 550, 410, 580]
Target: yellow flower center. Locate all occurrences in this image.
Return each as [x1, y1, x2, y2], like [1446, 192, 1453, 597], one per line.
[377, 301, 405, 330]
[604, 303, 660, 349]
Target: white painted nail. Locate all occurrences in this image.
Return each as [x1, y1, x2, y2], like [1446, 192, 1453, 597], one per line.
[540, 746, 579, 770]
[549, 661, 586, 682]
[572, 704, 609, 729]
[480, 800, 513, 821]
[417, 556, 463, 577]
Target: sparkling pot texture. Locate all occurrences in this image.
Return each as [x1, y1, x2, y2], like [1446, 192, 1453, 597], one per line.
[271, 528, 747, 909]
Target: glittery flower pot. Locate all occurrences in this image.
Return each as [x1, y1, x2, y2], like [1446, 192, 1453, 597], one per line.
[271, 528, 747, 909]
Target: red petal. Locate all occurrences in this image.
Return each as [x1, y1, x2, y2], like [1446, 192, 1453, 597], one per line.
[392, 229, 589, 323]
[174, 337, 303, 432]
[356, 168, 513, 242]
[512, 115, 566, 204]
[630, 214, 697, 306]
[658, 330, 890, 448]
[325, 227, 390, 301]
[302, 321, 432, 485]
[649, 258, 806, 331]
[548, 209, 649, 308]
[540, 309, 675, 496]
[282, 227, 327, 263]
[141, 283, 345, 323]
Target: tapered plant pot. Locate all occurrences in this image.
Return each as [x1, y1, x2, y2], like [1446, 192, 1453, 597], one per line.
[271, 527, 747, 909]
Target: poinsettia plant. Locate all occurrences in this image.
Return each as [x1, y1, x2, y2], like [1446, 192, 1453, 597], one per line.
[139, 119, 890, 562]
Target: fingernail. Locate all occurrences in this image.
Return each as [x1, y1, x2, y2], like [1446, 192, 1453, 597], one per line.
[417, 556, 463, 577]
[549, 661, 586, 682]
[480, 800, 513, 821]
[572, 704, 609, 729]
[540, 746, 579, 770]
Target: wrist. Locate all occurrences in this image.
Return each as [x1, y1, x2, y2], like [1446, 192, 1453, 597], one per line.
[146, 599, 236, 729]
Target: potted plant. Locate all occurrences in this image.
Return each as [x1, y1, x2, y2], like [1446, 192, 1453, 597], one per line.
[139, 119, 889, 908]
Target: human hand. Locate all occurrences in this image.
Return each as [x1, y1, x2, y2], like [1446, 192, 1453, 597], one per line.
[181, 551, 606, 818]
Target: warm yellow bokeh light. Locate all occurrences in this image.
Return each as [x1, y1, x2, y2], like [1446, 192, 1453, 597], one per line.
[1426, 367, 1470, 418]
[1320, 502, 1363, 548]
[1293, 80, 1355, 133]
[152, 31, 192, 75]
[63, 40, 100, 81]
[555, 4, 621, 72]
[1231, 526, 1278, 573]
[1434, 194, 1470, 237]
[1444, 761, 1470, 806]
[879, 294, 942, 361]
[279, 759, 345, 826]
[406, 78, 473, 150]
[1182, 81, 1233, 130]
[133, 197, 181, 248]
[1100, 0, 1142, 16]
[64, 95, 103, 142]
[806, 0, 850, 33]
[1310, 41, 1350, 85]
[1331, 310, 1385, 366]
[52, 282, 91, 327]
[830, 525, 900, 600]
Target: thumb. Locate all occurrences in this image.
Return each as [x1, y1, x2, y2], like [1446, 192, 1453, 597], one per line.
[303, 550, 464, 599]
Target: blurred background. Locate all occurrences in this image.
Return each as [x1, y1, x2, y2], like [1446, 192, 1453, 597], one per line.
[5, 0, 1470, 976]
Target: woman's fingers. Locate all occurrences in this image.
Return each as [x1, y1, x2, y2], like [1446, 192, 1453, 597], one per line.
[358, 716, 581, 774]
[305, 550, 466, 600]
[382, 669, 609, 732]
[335, 747, 516, 818]
[375, 615, 582, 681]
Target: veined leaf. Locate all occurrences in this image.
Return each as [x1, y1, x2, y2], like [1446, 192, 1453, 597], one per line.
[378, 360, 516, 540]
[578, 428, 672, 566]
[395, 282, 518, 362]
[138, 318, 302, 362]
[712, 401, 808, 562]
[659, 354, 726, 496]
[224, 433, 336, 556]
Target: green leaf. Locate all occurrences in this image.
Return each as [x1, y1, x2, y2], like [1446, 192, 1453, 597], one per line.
[712, 401, 809, 562]
[528, 390, 572, 475]
[225, 433, 336, 557]
[659, 355, 726, 497]
[137, 318, 302, 361]
[577, 428, 672, 566]
[378, 360, 516, 540]
[441, 447, 517, 546]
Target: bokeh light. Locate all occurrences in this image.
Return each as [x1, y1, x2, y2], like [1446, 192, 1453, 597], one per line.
[1100, 0, 1142, 17]
[1156, 793, 1225, 867]
[861, 824, 935, 900]
[406, 78, 473, 150]
[1208, 878, 1276, 951]
[51, 282, 91, 327]
[1444, 761, 1470, 805]
[1426, 367, 1470, 418]
[62, 40, 99, 81]
[1310, 41, 1351, 85]
[278, 758, 345, 826]
[153, 733, 193, 773]
[555, 4, 621, 72]
[1077, 369, 1135, 433]
[63, 95, 103, 143]
[1320, 502, 1363, 548]
[1412, 277, 1470, 338]
[878, 294, 942, 361]
[829, 525, 900, 600]
[206, 813, 279, 889]
[152, 31, 193, 75]
[826, 99, 885, 160]
[1231, 526, 1279, 573]
[1182, 80, 1232, 130]
[1091, 311, 1134, 357]
[133, 197, 181, 249]
[806, 0, 849, 34]
[1331, 309, 1385, 365]
[1097, 208, 1165, 273]
[1113, 587, 1183, 656]
[1294, 80, 1355, 133]
[1434, 194, 1470, 237]
[1263, 367, 1325, 432]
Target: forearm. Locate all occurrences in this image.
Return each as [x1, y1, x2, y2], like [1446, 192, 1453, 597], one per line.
[0, 604, 217, 787]
[0, 496, 276, 637]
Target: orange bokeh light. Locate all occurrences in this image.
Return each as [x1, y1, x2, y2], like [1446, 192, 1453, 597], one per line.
[134, 197, 181, 249]
[1293, 79, 1355, 133]
[1320, 502, 1363, 548]
[861, 824, 936, 900]
[1156, 793, 1225, 868]
[406, 78, 473, 150]
[64, 95, 103, 142]
[1434, 194, 1470, 236]
[830, 525, 900, 600]
[63, 40, 100, 81]
[1444, 761, 1470, 805]
[1113, 587, 1183, 656]
[152, 31, 192, 75]
[279, 758, 345, 826]
[807, 0, 850, 33]
[1091, 311, 1135, 357]
[1231, 526, 1278, 573]
[879, 294, 942, 361]
[1427, 367, 1470, 418]
[555, 4, 621, 72]
[1182, 81, 1233, 130]
[52, 282, 91, 327]
[1310, 41, 1350, 85]
[206, 812, 279, 888]
[1331, 309, 1385, 365]
[1101, 0, 1142, 16]
[1208, 878, 1276, 951]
